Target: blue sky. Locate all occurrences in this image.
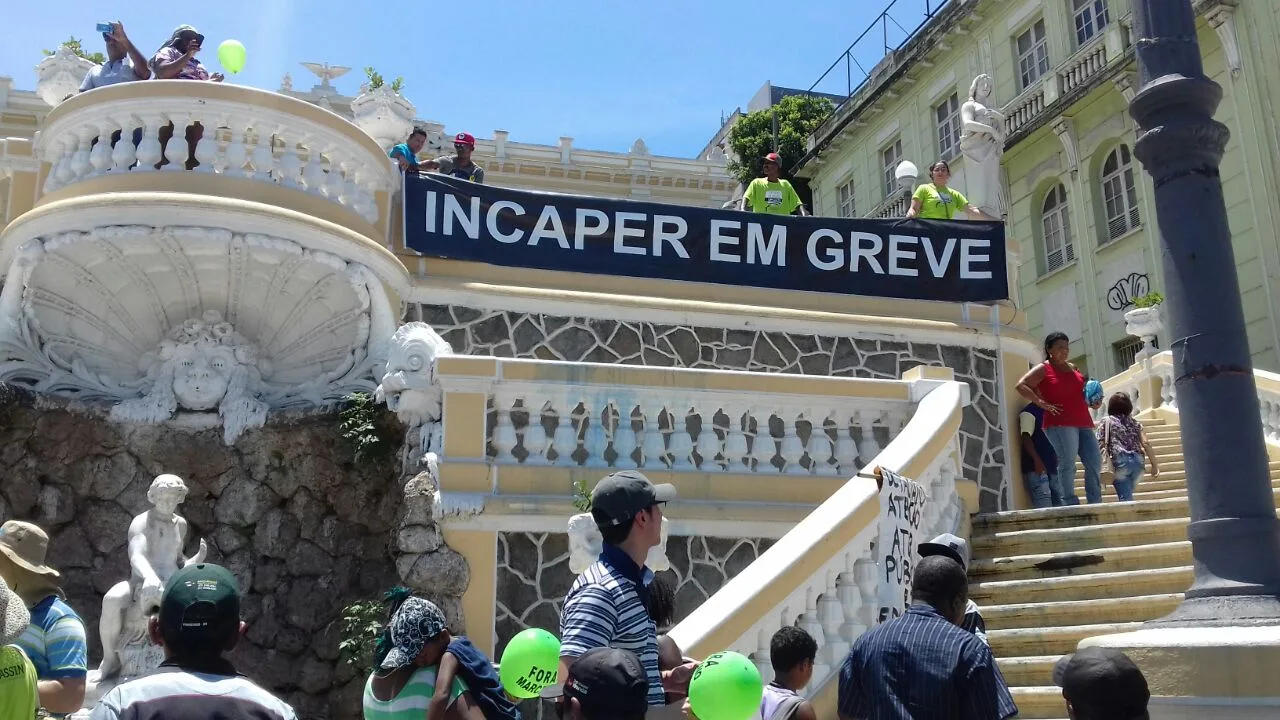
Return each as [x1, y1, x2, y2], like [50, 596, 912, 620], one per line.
[1, 0, 944, 158]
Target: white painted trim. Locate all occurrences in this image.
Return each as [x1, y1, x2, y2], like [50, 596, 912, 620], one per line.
[873, 120, 901, 147]
[1006, 0, 1042, 31]
[440, 510, 801, 539]
[925, 70, 959, 102]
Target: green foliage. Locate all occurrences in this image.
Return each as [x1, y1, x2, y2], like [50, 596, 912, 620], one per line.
[1133, 292, 1164, 309]
[571, 478, 593, 512]
[338, 598, 385, 671]
[726, 95, 834, 185]
[339, 392, 393, 467]
[44, 36, 106, 65]
[364, 66, 405, 94]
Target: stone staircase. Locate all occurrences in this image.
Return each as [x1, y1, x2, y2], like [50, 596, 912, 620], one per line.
[967, 417, 1280, 719]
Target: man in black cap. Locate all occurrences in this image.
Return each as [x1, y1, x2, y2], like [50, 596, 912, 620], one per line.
[559, 471, 693, 713]
[557, 647, 650, 720]
[918, 533, 987, 644]
[1054, 647, 1150, 720]
[88, 562, 297, 720]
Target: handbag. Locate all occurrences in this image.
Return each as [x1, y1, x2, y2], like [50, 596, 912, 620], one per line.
[1100, 418, 1116, 485]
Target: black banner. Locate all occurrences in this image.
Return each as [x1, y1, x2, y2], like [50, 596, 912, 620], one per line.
[403, 173, 1008, 302]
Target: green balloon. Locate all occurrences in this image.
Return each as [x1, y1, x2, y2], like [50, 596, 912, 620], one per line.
[500, 628, 561, 699]
[688, 651, 764, 720]
[217, 39, 246, 74]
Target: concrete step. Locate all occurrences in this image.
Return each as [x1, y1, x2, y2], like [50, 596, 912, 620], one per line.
[969, 540, 1192, 582]
[1010, 686, 1069, 719]
[975, 496, 1196, 532]
[997, 654, 1063, 688]
[1072, 460, 1280, 481]
[982, 593, 1182, 630]
[971, 566, 1193, 604]
[989, 621, 1146, 657]
[971, 516, 1189, 556]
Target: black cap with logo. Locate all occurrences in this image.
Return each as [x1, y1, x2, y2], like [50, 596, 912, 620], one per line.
[590, 471, 676, 527]
[563, 647, 649, 719]
[1053, 647, 1149, 719]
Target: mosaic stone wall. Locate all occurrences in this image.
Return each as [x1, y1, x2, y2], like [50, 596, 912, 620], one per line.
[417, 304, 1009, 511]
[495, 531, 774, 719]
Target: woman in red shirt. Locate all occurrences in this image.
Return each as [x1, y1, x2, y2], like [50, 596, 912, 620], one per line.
[1015, 332, 1104, 505]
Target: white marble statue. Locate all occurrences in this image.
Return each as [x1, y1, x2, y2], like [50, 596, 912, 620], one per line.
[375, 322, 454, 453]
[110, 311, 269, 445]
[567, 512, 670, 575]
[92, 474, 207, 682]
[960, 74, 1009, 219]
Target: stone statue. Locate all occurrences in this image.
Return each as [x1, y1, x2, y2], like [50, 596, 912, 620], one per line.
[567, 512, 670, 575]
[92, 475, 207, 682]
[960, 74, 1009, 218]
[110, 310, 269, 445]
[375, 322, 454, 454]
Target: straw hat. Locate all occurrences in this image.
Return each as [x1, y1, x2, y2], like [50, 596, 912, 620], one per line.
[0, 521, 61, 580]
[0, 574, 31, 646]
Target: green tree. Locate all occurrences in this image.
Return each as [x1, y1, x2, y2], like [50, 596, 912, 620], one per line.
[43, 37, 106, 65]
[726, 94, 834, 186]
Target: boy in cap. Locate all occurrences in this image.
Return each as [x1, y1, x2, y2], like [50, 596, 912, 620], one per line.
[557, 647, 649, 720]
[918, 533, 987, 644]
[0, 520, 88, 716]
[559, 471, 694, 710]
[1053, 647, 1150, 720]
[740, 152, 808, 216]
[0, 573, 38, 720]
[88, 562, 296, 720]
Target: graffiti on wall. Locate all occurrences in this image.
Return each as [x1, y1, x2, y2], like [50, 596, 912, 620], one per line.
[1106, 272, 1150, 311]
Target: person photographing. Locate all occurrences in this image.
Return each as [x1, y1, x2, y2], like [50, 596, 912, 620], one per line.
[149, 26, 224, 82]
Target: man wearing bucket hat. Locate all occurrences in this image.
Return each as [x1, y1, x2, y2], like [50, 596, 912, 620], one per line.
[740, 152, 808, 216]
[88, 562, 296, 719]
[559, 471, 695, 712]
[918, 533, 988, 645]
[0, 520, 88, 716]
[149, 25, 223, 82]
[0, 573, 39, 720]
[430, 132, 486, 184]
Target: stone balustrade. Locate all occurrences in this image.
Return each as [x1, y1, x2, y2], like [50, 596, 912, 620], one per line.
[664, 372, 971, 714]
[1003, 84, 1047, 137]
[866, 188, 911, 219]
[34, 81, 395, 226]
[1059, 37, 1110, 96]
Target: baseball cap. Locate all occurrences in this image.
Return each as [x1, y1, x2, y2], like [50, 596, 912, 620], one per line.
[590, 471, 676, 527]
[563, 647, 649, 719]
[159, 563, 241, 652]
[380, 597, 448, 670]
[454, 132, 476, 147]
[919, 533, 970, 570]
[1053, 647, 1150, 718]
[763, 152, 782, 164]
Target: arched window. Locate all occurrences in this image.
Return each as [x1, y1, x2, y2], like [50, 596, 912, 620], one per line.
[1042, 184, 1074, 272]
[1101, 144, 1141, 241]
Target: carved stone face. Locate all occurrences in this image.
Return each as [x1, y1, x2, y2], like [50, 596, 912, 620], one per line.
[171, 344, 237, 411]
[149, 487, 187, 514]
[377, 323, 452, 428]
[974, 75, 993, 102]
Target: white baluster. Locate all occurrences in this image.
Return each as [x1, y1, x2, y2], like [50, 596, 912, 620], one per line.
[132, 117, 163, 172]
[669, 408, 695, 471]
[611, 404, 638, 469]
[552, 408, 578, 466]
[522, 405, 549, 465]
[752, 623, 775, 684]
[837, 563, 867, 646]
[325, 156, 346, 200]
[751, 411, 777, 472]
[343, 162, 361, 212]
[779, 414, 806, 474]
[583, 403, 609, 468]
[194, 122, 221, 173]
[223, 120, 250, 177]
[41, 138, 70, 192]
[722, 405, 749, 472]
[302, 142, 327, 194]
[854, 555, 879, 629]
[808, 413, 838, 476]
[858, 410, 882, 464]
[249, 126, 277, 181]
[54, 135, 78, 185]
[162, 114, 190, 171]
[887, 409, 908, 436]
[492, 405, 517, 463]
[696, 409, 723, 471]
[797, 587, 830, 681]
[833, 415, 860, 476]
[69, 126, 94, 181]
[277, 131, 303, 188]
[88, 123, 114, 177]
[111, 119, 138, 173]
[818, 570, 849, 680]
[641, 408, 667, 470]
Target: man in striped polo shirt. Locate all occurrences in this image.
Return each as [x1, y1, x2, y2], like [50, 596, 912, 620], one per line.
[88, 562, 297, 720]
[559, 471, 693, 716]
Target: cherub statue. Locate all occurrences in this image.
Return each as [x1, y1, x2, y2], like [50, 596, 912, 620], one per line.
[92, 475, 207, 681]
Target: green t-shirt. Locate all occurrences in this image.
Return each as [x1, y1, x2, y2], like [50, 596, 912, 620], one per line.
[363, 665, 467, 720]
[912, 183, 968, 219]
[0, 645, 38, 720]
[744, 178, 802, 215]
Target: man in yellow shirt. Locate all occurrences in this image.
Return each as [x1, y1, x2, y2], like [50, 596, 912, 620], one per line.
[741, 153, 809, 216]
[1, 573, 38, 720]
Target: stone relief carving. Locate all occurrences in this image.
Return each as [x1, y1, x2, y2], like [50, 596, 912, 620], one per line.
[375, 321, 454, 455]
[90, 475, 207, 689]
[34, 45, 96, 107]
[960, 74, 1008, 218]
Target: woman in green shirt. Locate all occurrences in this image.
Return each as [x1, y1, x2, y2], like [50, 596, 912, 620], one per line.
[906, 160, 997, 220]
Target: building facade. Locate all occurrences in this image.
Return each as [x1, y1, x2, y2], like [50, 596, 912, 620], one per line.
[798, 0, 1280, 377]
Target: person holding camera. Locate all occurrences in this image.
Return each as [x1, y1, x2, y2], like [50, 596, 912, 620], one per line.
[149, 25, 224, 82]
[80, 21, 150, 92]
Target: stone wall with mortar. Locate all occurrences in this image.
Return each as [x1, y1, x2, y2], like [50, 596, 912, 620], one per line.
[0, 385, 454, 720]
[418, 304, 1009, 511]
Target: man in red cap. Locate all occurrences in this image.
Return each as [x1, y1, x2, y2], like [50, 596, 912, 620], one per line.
[740, 152, 808, 216]
[429, 131, 485, 183]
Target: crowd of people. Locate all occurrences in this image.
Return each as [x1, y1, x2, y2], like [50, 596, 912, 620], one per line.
[1017, 332, 1161, 508]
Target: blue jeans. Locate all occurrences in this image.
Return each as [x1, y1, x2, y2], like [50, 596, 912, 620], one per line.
[1023, 471, 1054, 508]
[1113, 451, 1145, 501]
[1045, 425, 1104, 505]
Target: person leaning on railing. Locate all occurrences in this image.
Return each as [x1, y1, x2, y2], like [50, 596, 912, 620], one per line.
[390, 127, 428, 172]
[147, 25, 223, 171]
[739, 153, 809, 216]
[904, 161, 998, 221]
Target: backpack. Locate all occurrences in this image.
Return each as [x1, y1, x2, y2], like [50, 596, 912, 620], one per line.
[766, 694, 805, 720]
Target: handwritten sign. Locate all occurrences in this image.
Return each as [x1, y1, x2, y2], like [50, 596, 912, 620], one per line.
[876, 468, 927, 623]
